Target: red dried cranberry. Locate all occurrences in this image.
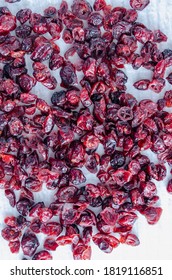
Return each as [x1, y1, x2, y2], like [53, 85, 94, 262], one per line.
[1, 227, 21, 241]
[141, 207, 162, 225]
[167, 179, 172, 193]
[92, 233, 119, 253]
[9, 240, 20, 254]
[164, 90, 172, 107]
[16, 9, 31, 24]
[71, 0, 92, 19]
[32, 250, 52, 260]
[21, 230, 39, 257]
[133, 79, 150, 90]
[130, 0, 150, 11]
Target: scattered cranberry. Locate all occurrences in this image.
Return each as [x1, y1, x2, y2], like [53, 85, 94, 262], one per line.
[130, 0, 150, 11]
[0, 0, 172, 261]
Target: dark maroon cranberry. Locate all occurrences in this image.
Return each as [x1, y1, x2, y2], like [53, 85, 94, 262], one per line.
[16, 198, 32, 216]
[51, 91, 66, 106]
[16, 9, 32, 24]
[21, 230, 39, 257]
[110, 151, 125, 169]
[15, 25, 32, 38]
[60, 62, 77, 87]
[18, 74, 36, 92]
[71, 0, 92, 19]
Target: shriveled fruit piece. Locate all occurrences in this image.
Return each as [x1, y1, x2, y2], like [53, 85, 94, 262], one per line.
[72, 243, 92, 260]
[111, 169, 132, 186]
[133, 79, 150, 90]
[141, 207, 162, 224]
[43, 238, 58, 251]
[1, 227, 21, 241]
[8, 240, 20, 254]
[167, 179, 172, 193]
[21, 230, 39, 256]
[38, 208, 53, 223]
[92, 233, 119, 253]
[130, 0, 150, 11]
[120, 233, 140, 246]
[164, 90, 172, 107]
[32, 250, 52, 260]
[0, 15, 16, 35]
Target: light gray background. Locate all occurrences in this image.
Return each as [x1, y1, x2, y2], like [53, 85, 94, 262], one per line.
[0, 0, 172, 260]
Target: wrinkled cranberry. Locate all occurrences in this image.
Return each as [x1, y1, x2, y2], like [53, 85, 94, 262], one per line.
[1, 227, 21, 241]
[130, 0, 150, 11]
[32, 250, 52, 260]
[164, 90, 172, 107]
[92, 233, 119, 253]
[21, 230, 39, 257]
[0, 0, 172, 262]
[141, 207, 162, 225]
[72, 0, 92, 19]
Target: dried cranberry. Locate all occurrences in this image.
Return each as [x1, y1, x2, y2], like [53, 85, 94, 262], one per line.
[32, 250, 52, 260]
[167, 179, 172, 193]
[71, 0, 92, 19]
[130, 0, 150, 11]
[21, 230, 39, 257]
[164, 90, 172, 107]
[16, 9, 31, 24]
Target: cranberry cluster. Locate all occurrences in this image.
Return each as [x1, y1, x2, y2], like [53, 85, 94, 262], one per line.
[0, 0, 172, 260]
